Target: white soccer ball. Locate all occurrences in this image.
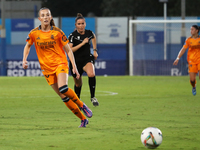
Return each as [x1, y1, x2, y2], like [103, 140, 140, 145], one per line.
[141, 127, 163, 149]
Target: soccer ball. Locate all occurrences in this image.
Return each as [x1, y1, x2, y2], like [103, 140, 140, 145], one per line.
[141, 127, 163, 149]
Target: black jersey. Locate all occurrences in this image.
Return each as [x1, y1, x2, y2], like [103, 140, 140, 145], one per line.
[68, 29, 94, 62]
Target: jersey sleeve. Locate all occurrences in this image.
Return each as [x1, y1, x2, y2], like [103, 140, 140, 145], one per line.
[68, 33, 74, 43]
[26, 32, 34, 45]
[183, 38, 189, 49]
[89, 30, 95, 39]
[59, 30, 69, 46]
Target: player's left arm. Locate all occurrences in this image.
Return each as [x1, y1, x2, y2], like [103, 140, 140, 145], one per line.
[63, 44, 80, 79]
[91, 33, 98, 60]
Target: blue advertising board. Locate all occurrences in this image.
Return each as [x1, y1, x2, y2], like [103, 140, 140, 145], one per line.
[6, 59, 127, 76]
[7, 60, 43, 76]
[11, 19, 34, 31]
[94, 60, 126, 75]
[136, 31, 164, 44]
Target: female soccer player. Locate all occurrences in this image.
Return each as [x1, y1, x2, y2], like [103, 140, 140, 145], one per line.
[173, 25, 200, 96]
[22, 8, 92, 127]
[68, 13, 99, 106]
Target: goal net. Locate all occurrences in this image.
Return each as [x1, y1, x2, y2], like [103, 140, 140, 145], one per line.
[128, 19, 200, 76]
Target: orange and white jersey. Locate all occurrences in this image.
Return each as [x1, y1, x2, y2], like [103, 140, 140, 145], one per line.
[26, 26, 69, 74]
[183, 36, 200, 64]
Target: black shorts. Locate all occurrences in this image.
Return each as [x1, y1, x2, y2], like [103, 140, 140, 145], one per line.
[69, 54, 95, 78]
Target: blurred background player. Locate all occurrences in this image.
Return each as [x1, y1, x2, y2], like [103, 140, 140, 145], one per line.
[68, 13, 99, 106]
[173, 25, 200, 96]
[22, 7, 92, 127]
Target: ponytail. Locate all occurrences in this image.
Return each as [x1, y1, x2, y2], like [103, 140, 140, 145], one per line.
[75, 13, 85, 22]
[50, 19, 55, 26]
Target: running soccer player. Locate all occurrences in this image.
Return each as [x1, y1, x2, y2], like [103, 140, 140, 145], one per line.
[22, 7, 92, 127]
[68, 13, 99, 106]
[173, 25, 200, 96]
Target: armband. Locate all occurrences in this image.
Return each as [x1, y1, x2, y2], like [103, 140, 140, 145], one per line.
[93, 49, 97, 51]
[176, 57, 180, 60]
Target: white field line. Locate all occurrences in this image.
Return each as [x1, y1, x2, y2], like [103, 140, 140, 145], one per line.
[0, 90, 118, 99]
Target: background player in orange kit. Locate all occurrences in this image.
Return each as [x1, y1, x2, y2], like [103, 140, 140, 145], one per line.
[22, 7, 92, 127]
[173, 25, 200, 96]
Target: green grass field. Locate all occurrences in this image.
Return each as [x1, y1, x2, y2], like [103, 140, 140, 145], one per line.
[0, 76, 200, 150]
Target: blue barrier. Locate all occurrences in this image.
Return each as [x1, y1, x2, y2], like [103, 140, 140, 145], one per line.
[6, 59, 126, 76]
[133, 60, 187, 75]
[3, 43, 188, 76]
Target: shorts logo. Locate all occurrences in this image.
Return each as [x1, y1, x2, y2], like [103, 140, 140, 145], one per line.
[61, 69, 65, 72]
[45, 75, 49, 78]
[189, 64, 192, 71]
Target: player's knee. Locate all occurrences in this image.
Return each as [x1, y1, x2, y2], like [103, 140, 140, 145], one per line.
[62, 97, 70, 102]
[87, 72, 95, 77]
[59, 85, 68, 94]
[75, 83, 82, 87]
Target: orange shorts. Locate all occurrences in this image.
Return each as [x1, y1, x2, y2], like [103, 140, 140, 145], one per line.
[43, 64, 69, 85]
[188, 63, 200, 73]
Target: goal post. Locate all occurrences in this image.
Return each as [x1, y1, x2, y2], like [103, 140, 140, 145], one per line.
[129, 19, 200, 76]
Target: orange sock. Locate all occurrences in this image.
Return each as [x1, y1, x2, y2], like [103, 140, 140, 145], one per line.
[63, 88, 84, 108]
[64, 100, 86, 120]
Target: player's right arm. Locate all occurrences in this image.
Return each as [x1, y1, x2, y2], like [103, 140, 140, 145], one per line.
[22, 42, 32, 69]
[68, 34, 88, 52]
[173, 47, 187, 65]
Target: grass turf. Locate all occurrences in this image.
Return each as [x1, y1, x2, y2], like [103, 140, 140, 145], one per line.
[0, 76, 200, 150]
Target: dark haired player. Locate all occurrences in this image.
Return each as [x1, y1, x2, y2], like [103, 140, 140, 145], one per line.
[173, 25, 200, 95]
[68, 13, 99, 106]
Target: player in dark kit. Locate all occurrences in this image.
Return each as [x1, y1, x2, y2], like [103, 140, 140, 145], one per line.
[68, 13, 99, 107]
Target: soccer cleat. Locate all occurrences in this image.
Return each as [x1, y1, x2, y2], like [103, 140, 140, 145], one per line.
[91, 97, 99, 107]
[192, 87, 196, 96]
[79, 119, 89, 128]
[80, 103, 93, 118]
